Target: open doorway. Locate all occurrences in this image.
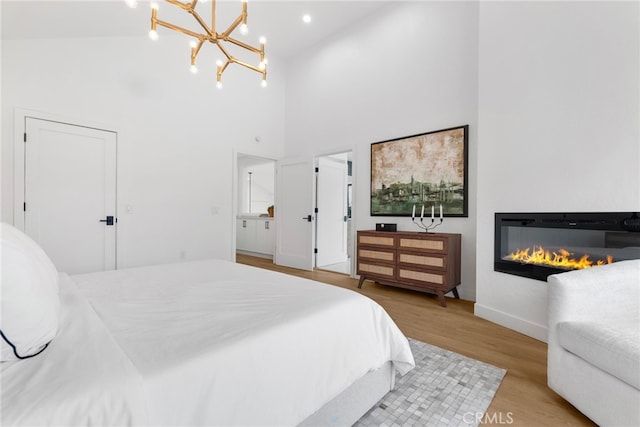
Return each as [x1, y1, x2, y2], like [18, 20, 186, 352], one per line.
[315, 151, 353, 275]
[236, 153, 276, 260]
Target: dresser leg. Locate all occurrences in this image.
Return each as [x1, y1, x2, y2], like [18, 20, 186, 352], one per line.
[358, 275, 366, 289]
[452, 287, 460, 299]
[437, 291, 447, 307]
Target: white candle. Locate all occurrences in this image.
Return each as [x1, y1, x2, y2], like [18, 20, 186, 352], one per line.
[420, 205, 425, 219]
[431, 205, 435, 220]
[412, 205, 416, 219]
[440, 204, 443, 219]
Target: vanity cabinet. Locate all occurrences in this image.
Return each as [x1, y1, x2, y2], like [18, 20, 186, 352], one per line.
[237, 217, 275, 256]
[356, 230, 461, 307]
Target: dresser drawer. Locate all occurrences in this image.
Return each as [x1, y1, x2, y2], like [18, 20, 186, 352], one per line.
[358, 247, 396, 263]
[398, 236, 447, 254]
[397, 266, 445, 287]
[357, 261, 395, 280]
[398, 251, 447, 271]
[358, 233, 395, 248]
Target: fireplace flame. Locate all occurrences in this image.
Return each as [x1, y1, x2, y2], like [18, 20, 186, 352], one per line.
[505, 245, 613, 270]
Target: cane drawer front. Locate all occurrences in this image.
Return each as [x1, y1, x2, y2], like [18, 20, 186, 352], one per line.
[398, 235, 448, 254]
[397, 251, 447, 271]
[358, 233, 396, 249]
[358, 247, 396, 263]
[357, 261, 396, 281]
[397, 266, 446, 288]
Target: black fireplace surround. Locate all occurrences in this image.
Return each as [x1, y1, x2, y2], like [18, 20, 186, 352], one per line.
[495, 212, 640, 281]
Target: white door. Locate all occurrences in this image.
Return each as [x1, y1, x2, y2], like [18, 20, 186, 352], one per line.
[274, 158, 314, 270]
[24, 118, 117, 274]
[316, 156, 348, 267]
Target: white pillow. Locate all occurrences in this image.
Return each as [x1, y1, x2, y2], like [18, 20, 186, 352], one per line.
[1, 222, 60, 361]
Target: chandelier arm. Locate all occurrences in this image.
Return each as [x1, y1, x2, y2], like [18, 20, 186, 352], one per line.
[192, 39, 204, 59]
[220, 15, 244, 39]
[187, 8, 214, 38]
[224, 37, 262, 55]
[217, 59, 230, 82]
[164, 0, 213, 37]
[165, 0, 192, 12]
[232, 58, 267, 75]
[211, 0, 216, 35]
[154, 18, 205, 40]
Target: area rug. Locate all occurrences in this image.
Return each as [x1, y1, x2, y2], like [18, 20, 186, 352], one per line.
[354, 338, 507, 427]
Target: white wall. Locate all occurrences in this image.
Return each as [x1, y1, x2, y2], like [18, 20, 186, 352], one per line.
[476, 1, 640, 341]
[285, 1, 479, 300]
[1, 34, 286, 268]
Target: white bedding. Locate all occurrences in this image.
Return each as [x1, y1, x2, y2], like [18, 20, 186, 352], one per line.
[2, 259, 414, 426]
[1, 274, 147, 426]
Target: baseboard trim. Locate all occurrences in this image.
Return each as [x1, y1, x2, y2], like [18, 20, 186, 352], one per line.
[474, 303, 548, 343]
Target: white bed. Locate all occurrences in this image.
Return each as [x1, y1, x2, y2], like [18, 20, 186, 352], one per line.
[1, 257, 415, 426]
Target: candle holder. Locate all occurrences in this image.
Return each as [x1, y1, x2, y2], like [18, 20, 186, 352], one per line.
[412, 216, 444, 233]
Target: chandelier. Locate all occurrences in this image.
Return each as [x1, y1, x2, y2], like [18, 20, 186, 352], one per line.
[141, 0, 267, 88]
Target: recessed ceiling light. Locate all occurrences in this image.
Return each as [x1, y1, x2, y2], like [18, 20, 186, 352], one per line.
[302, 14, 312, 24]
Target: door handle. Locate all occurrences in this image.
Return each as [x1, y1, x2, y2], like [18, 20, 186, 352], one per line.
[99, 216, 114, 226]
[302, 215, 312, 222]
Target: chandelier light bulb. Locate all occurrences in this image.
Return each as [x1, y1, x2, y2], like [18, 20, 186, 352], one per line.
[239, 24, 249, 36]
[216, 59, 223, 67]
[125, 0, 138, 8]
[150, 2, 159, 10]
[259, 36, 266, 45]
[302, 14, 311, 24]
[258, 61, 265, 70]
[190, 40, 198, 48]
[190, 65, 198, 74]
[261, 79, 267, 88]
[216, 81, 223, 89]
[148, 29, 159, 41]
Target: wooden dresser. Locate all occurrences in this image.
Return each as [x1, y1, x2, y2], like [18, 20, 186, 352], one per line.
[356, 230, 462, 307]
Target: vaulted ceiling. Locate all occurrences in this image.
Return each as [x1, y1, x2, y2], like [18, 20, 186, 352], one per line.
[1, 0, 392, 59]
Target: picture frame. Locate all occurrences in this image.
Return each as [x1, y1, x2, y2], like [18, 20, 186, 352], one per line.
[370, 125, 469, 217]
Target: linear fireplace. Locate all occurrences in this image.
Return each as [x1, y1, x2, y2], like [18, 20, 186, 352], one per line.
[495, 212, 640, 281]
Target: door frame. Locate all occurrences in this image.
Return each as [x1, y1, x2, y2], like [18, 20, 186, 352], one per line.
[13, 107, 119, 261]
[313, 146, 357, 277]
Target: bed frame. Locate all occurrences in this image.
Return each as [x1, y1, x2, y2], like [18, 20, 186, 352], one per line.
[299, 362, 394, 426]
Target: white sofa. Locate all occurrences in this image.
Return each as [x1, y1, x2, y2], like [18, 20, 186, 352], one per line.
[547, 259, 640, 427]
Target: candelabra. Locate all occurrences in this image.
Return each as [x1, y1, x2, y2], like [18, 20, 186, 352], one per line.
[412, 216, 443, 232]
[411, 204, 444, 232]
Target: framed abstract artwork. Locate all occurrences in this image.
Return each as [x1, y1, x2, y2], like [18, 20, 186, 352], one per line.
[370, 125, 469, 217]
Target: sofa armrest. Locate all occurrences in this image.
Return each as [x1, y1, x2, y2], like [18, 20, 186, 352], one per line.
[547, 260, 640, 344]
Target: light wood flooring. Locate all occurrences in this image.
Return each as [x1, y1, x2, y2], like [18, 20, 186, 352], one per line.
[236, 254, 595, 427]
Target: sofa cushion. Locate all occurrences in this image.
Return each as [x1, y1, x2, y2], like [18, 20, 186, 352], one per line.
[557, 320, 640, 389]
